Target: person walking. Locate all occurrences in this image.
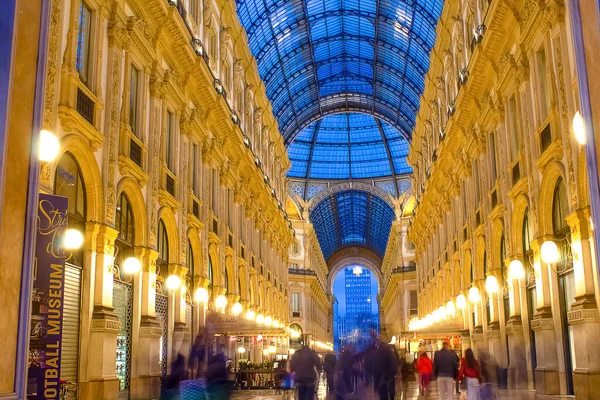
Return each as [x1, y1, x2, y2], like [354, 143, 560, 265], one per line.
[323, 353, 337, 393]
[416, 352, 433, 395]
[460, 349, 482, 400]
[433, 340, 459, 400]
[291, 343, 322, 400]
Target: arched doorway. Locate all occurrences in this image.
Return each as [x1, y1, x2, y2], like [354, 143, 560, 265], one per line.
[156, 219, 170, 380]
[54, 153, 85, 385]
[113, 192, 136, 396]
[553, 178, 575, 395]
[331, 264, 380, 351]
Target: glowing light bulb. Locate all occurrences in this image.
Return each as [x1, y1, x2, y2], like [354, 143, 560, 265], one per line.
[246, 309, 256, 320]
[215, 295, 228, 309]
[39, 130, 60, 162]
[64, 229, 84, 250]
[256, 314, 265, 324]
[485, 275, 499, 294]
[265, 316, 273, 326]
[446, 300, 455, 316]
[468, 286, 481, 304]
[123, 257, 141, 274]
[573, 111, 586, 144]
[456, 294, 467, 310]
[195, 287, 209, 303]
[541, 240, 559, 264]
[237, 346, 246, 354]
[509, 260, 524, 280]
[166, 275, 181, 290]
[231, 302, 243, 316]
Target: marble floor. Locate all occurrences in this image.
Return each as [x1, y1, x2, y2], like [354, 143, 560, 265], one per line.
[227, 377, 574, 400]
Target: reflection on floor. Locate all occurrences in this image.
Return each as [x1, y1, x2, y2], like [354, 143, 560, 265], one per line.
[228, 377, 574, 399]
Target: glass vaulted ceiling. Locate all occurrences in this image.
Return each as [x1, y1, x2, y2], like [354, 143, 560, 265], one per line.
[287, 113, 412, 180]
[310, 190, 395, 260]
[235, 0, 444, 144]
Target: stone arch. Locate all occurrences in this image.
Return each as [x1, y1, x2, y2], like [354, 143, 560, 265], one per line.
[258, 279, 265, 310]
[224, 255, 235, 294]
[474, 235, 487, 280]
[157, 206, 180, 264]
[463, 248, 472, 288]
[327, 256, 383, 296]
[117, 177, 148, 247]
[511, 194, 531, 256]
[238, 264, 248, 301]
[309, 181, 396, 210]
[453, 258, 462, 296]
[248, 272, 257, 305]
[490, 218, 505, 271]
[187, 227, 203, 283]
[538, 161, 568, 236]
[57, 134, 104, 222]
[207, 242, 222, 286]
[577, 147, 590, 209]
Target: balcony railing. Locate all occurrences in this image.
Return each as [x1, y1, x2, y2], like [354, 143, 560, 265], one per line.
[392, 264, 416, 274]
[288, 268, 316, 276]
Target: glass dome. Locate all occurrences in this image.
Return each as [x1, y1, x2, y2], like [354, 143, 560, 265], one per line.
[287, 113, 412, 180]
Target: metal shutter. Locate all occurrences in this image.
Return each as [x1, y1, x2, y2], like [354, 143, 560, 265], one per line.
[185, 303, 193, 331]
[61, 264, 82, 383]
[156, 293, 168, 378]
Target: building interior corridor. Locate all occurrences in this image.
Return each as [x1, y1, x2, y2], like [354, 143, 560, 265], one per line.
[1, 0, 600, 399]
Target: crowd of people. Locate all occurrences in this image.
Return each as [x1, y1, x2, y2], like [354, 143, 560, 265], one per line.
[159, 330, 505, 400]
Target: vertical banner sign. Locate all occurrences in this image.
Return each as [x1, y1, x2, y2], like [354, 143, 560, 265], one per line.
[27, 194, 68, 400]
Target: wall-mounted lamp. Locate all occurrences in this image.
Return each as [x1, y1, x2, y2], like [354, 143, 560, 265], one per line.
[39, 130, 60, 162]
[195, 287, 209, 303]
[541, 240, 559, 264]
[166, 275, 181, 290]
[468, 286, 481, 304]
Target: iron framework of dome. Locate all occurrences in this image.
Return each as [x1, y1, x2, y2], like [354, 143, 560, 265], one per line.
[309, 189, 395, 260]
[287, 113, 411, 181]
[235, 0, 444, 143]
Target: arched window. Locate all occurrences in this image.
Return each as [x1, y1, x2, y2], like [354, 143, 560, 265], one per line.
[55, 152, 86, 266]
[115, 193, 135, 271]
[208, 255, 214, 287]
[483, 250, 487, 276]
[522, 210, 531, 254]
[55, 152, 86, 221]
[157, 220, 169, 268]
[552, 177, 569, 234]
[187, 240, 194, 286]
[224, 266, 229, 293]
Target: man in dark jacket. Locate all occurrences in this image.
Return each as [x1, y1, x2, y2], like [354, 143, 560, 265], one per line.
[291, 344, 322, 400]
[323, 353, 337, 392]
[433, 341, 458, 400]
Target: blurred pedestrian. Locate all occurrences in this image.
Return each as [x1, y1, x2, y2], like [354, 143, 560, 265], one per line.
[291, 342, 322, 400]
[162, 353, 186, 400]
[416, 352, 433, 394]
[433, 340, 458, 400]
[189, 331, 207, 378]
[460, 348, 482, 400]
[324, 353, 337, 393]
[372, 340, 398, 400]
[338, 344, 356, 394]
[206, 347, 229, 399]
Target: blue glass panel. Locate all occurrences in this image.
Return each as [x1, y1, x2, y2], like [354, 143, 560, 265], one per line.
[235, 0, 444, 151]
[309, 189, 394, 259]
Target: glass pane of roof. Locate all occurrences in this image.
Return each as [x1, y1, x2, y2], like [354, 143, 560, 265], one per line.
[235, 0, 444, 142]
[286, 113, 411, 180]
[310, 189, 395, 260]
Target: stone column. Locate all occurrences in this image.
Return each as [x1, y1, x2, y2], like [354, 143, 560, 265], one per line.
[171, 264, 190, 361]
[81, 225, 121, 400]
[566, 209, 600, 398]
[506, 256, 528, 390]
[529, 239, 560, 394]
[130, 248, 161, 400]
